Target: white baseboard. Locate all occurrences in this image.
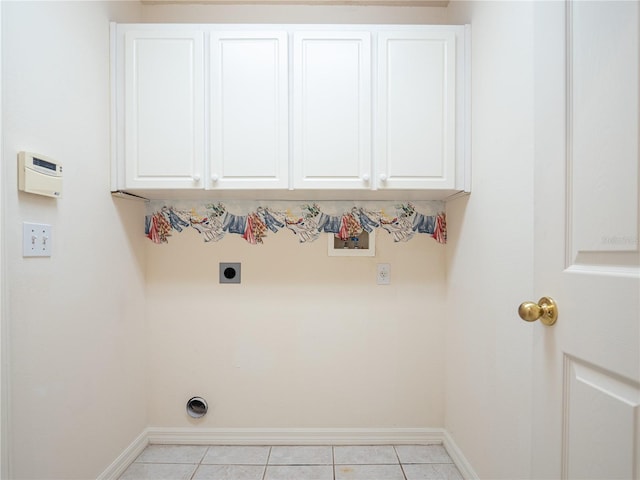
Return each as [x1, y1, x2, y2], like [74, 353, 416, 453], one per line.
[146, 427, 445, 446]
[442, 430, 479, 480]
[96, 429, 148, 480]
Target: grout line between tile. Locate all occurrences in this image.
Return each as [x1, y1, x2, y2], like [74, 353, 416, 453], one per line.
[261, 446, 272, 480]
[199, 446, 209, 465]
[188, 461, 198, 480]
[393, 446, 409, 480]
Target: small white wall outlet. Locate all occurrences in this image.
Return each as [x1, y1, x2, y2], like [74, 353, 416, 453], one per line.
[23, 222, 52, 257]
[377, 263, 390, 285]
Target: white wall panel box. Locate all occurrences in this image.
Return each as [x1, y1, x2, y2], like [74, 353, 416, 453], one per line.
[18, 151, 63, 198]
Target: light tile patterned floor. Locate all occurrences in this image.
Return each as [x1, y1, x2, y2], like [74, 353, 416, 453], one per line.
[118, 444, 463, 480]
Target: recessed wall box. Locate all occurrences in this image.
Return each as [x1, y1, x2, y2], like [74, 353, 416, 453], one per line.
[219, 262, 241, 284]
[18, 151, 63, 198]
[328, 231, 375, 257]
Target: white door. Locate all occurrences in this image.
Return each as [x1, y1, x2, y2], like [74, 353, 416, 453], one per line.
[376, 30, 456, 190]
[532, 2, 639, 479]
[209, 31, 289, 190]
[292, 31, 371, 189]
[124, 30, 204, 189]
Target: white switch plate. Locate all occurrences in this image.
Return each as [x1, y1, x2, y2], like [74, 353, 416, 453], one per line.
[377, 263, 390, 285]
[23, 222, 52, 257]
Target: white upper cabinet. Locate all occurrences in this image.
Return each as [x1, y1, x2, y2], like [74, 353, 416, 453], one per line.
[122, 29, 205, 189]
[376, 30, 457, 190]
[292, 32, 372, 189]
[209, 31, 289, 189]
[111, 24, 470, 199]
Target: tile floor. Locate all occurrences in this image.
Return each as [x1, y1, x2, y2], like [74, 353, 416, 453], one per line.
[118, 444, 463, 480]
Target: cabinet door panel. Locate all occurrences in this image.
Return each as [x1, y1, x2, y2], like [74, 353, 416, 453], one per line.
[293, 32, 371, 189]
[210, 32, 288, 189]
[124, 31, 204, 188]
[377, 31, 456, 189]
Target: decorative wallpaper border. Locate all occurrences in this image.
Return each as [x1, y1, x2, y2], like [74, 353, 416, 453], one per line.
[145, 201, 446, 245]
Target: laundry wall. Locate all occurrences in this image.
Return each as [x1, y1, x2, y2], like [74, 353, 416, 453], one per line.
[146, 215, 447, 429]
[140, 2, 451, 433]
[2, 2, 146, 479]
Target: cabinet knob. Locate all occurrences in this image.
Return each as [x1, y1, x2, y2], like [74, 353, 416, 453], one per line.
[361, 173, 370, 182]
[379, 173, 388, 182]
[193, 174, 201, 182]
[211, 174, 219, 183]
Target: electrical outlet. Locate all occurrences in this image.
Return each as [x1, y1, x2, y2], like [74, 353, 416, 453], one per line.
[23, 222, 52, 257]
[377, 263, 390, 285]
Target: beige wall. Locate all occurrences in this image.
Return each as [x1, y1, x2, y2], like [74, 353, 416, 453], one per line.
[445, 1, 535, 478]
[2, 2, 146, 478]
[141, 3, 448, 23]
[147, 227, 446, 428]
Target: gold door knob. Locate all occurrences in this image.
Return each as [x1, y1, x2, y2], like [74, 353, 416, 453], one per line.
[518, 296, 558, 326]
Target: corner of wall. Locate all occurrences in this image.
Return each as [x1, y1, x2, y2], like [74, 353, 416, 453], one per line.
[442, 1, 535, 478]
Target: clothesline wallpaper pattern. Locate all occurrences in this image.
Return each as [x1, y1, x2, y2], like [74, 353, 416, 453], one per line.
[145, 201, 447, 245]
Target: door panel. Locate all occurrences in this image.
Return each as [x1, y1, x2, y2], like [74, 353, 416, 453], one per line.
[569, 2, 639, 263]
[293, 32, 371, 189]
[124, 31, 204, 188]
[209, 31, 288, 189]
[376, 31, 456, 189]
[564, 356, 640, 480]
[533, 2, 639, 479]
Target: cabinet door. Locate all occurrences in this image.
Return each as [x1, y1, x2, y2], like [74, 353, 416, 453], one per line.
[124, 31, 204, 189]
[209, 31, 289, 189]
[293, 32, 372, 189]
[376, 30, 456, 189]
